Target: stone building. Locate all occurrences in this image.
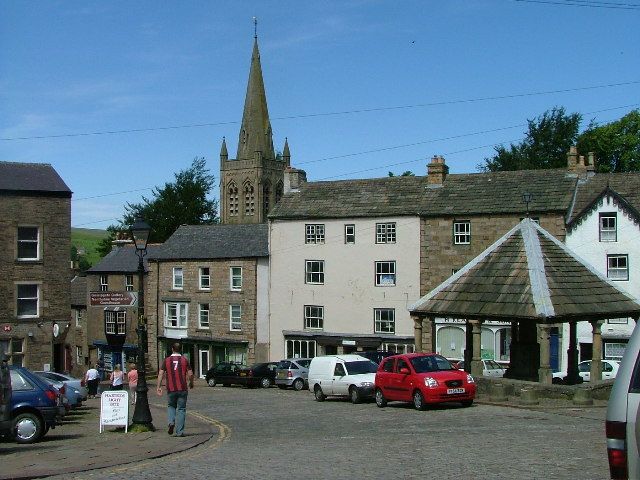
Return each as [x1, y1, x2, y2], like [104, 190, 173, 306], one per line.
[146, 224, 269, 377]
[68, 275, 89, 377]
[0, 162, 72, 371]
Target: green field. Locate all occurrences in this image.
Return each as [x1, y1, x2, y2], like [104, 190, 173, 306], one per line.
[71, 228, 108, 267]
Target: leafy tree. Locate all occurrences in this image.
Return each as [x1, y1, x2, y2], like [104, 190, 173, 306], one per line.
[480, 107, 581, 172]
[388, 170, 415, 177]
[97, 157, 218, 256]
[577, 109, 640, 173]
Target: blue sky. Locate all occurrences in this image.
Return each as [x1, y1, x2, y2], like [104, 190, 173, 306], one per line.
[1, 1, 638, 228]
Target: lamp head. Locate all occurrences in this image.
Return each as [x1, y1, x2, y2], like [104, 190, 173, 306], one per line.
[130, 217, 151, 252]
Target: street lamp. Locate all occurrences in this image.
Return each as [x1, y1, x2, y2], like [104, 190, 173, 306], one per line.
[522, 192, 533, 218]
[130, 217, 154, 430]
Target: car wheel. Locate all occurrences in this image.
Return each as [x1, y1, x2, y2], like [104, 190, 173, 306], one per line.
[207, 377, 217, 387]
[13, 412, 44, 444]
[461, 400, 473, 408]
[260, 377, 272, 388]
[413, 390, 427, 411]
[277, 385, 287, 390]
[375, 388, 387, 408]
[293, 378, 305, 391]
[314, 385, 326, 402]
[349, 387, 361, 404]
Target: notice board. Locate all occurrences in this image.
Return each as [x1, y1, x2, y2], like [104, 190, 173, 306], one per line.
[99, 391, 129, 433]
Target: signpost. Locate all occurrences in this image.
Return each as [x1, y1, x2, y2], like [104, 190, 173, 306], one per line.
[99, 391, 129, 433]
[90, 292, 138, 307]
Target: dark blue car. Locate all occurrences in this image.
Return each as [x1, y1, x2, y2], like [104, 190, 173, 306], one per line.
[6, 366, 64, 443]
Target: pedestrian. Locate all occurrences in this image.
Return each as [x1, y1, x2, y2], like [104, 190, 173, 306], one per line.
[156, 343, 194, 437]
[127, 362, 138, 404]
[84, 364, 99, 398]
[110, 364, 124, 390]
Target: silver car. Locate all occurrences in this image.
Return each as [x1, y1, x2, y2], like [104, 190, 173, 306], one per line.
[606, 326, 639, 479]
[35, 371, 87, 407]
[275, 358, 312, 391]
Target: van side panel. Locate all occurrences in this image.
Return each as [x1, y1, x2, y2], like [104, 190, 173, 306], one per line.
[308, 357, 336, 394]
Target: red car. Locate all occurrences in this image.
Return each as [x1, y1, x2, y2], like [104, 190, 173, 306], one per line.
[374, 353, 476, 410]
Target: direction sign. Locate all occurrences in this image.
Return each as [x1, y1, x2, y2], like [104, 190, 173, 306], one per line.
[90, 292, 138, 307]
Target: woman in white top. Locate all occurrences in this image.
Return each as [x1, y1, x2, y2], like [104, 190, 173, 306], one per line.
[110, 364, 124, 390]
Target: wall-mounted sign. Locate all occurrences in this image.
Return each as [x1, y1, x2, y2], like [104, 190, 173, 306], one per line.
[342, 340, 356, 346]
[99, 391, 129, 433]
[52, 324, 60, 337]
[90, 292, 138, 307]
[2, 325, 10, 333]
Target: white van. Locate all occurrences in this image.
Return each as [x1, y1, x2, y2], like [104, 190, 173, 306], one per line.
[308, 354, 378, 404]
[606, 325, 640, 479]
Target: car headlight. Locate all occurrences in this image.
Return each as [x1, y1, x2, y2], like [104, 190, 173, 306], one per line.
[466, 374, 475, 384]
[358, 381, 374, 388]
[424, 377, 438, 388]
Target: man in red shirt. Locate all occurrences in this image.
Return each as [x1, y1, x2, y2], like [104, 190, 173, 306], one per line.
[156, 343, 194, 437]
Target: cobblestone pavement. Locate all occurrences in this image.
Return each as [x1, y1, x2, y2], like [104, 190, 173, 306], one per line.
[45, 385, 610, 480]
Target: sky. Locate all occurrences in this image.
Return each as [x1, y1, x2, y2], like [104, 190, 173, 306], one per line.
[1, 1, 639, 229]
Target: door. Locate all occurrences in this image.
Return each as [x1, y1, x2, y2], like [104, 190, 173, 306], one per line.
[549, 329, 559, 371]
[393, 358, 413, 401]
[199, 349, 210, 379]
[331, 362, 349, 395]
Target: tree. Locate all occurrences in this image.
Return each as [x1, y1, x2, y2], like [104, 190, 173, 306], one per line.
[480, 107, 581, 172]
[388, 170, 415, 177]
[577, 109, 640, 173]
[97, 157, 218, 256]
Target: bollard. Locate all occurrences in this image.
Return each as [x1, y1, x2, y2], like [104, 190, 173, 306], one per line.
[573, 388, 593, 406]
[489, 383, 508, 402]
[519, 388, 539, 405]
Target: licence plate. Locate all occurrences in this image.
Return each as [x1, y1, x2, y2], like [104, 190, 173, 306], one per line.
[447, 388, 465, 394]
[239, 373, 246, 376]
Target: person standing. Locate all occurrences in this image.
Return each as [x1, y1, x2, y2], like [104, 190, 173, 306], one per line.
[110, 364, 124, 390]
[84, 364, 99, 398]
[127, 363, 138, 404]
[156, 343, 194, 437]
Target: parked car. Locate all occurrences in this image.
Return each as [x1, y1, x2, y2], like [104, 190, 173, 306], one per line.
[7, 366, 65, 443]
[275, 358, 312, 390]
[308, 354, 378, 403]
[456, 359, 505, 378]
[552, 359, 620, 383]
[606, 324, 640, 479]
[376, 353, 476, 410]
[34, 372, 84, 408]
[205, 362, 278, 388]
[35, 371, 88, 401]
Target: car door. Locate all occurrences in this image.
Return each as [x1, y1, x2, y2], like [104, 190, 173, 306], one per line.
[331, 362, 349, 395]
[602, 361, 615, 380]
[376, 358, 394, 399]
[394, 358, 413, 402]
[578, 361, 592, 381]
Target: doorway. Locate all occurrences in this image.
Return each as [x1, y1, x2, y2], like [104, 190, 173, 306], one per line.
[199, 348, 210, 378]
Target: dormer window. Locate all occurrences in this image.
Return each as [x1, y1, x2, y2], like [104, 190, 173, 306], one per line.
[599, 213, 617, 242]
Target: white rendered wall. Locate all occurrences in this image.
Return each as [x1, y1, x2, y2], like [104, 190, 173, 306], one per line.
[268, 216, 421, 361]
[256, 257, 270, 345]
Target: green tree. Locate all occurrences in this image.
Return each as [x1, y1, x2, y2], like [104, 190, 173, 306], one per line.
[480, 107, 581, 172]
[97, 157, 219, 256]
[577, 109, 640, 173]
[388, 170, 415, 177]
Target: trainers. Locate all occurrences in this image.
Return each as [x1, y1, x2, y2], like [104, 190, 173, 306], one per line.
[168, 424, 174, 435]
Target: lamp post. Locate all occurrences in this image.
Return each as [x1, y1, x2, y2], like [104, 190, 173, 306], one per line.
[130, 217, 154, 430]
[522, 192, 533, 217]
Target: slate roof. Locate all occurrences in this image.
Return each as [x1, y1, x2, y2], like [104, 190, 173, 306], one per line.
[567, 173, 640, 226]
[269, 169, 576, 219]
[87, 244, 163, 274]
[0, 162, 72, 196]
[70, 275, 87, 307]
[149, 224, 268, 260]
[410, 218, 640, 322]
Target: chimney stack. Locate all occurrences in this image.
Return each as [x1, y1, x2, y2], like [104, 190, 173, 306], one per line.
[284, 166, 307, 193]
[427, 155, 449, 186]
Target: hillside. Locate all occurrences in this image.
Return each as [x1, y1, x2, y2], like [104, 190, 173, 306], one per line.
[71, 228, 108, 268]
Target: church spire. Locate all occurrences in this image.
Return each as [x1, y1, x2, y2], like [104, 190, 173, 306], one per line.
[220, 136, 228, 161]
[236, 35, 275, 162]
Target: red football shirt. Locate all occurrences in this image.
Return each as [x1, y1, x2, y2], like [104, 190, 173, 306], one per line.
[162, 354, 191, 392]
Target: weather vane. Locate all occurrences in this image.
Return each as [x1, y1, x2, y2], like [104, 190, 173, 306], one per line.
[253, 16, 257, 39]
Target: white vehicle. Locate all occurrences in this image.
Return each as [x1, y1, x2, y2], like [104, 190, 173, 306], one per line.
[307, 355, 378, 404]
[606, 326, 640, 479]
[552, 359, 620, 382]
[456, 359, 505, 378]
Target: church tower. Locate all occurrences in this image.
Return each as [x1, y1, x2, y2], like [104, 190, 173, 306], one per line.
[220, 32, 288, 224]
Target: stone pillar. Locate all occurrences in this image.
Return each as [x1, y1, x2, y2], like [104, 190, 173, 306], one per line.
[413, 316, 423, 352]
[430, 317, 437, 353]
[566, 321, 579, 384]
[590, 320, 604, 382]
[470, 320, 483, 377]
[464, 320, 473, 372]
[538, 324, 552, 384]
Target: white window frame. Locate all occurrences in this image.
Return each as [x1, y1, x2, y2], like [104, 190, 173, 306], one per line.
[105, 310, 126, 334]
[230, 266, 242, 291]
[375, 261, 396, 287]
[164, 302, 188, 328]
[607, 254, 629, 281]
[285, 339, 317, 359]
[75, 309, 83, 327]
[305, 224, 325, 244]
[305, 260, 325, 284]
[454, 221, 471, 245]
[604, 342, 627, 360]
[199, 267, 211, 290]
[374, 308, 396, 334]
[345, 224, 356, 244]
[375, 222, 396, 244]
[16, 283, 39, 318]
[382, 343, 415, 354]
[600, 213, 617, 242]
[198, 303, 210, 329]
[229, 304, 242, 331]
[125, 275, 134, 292]
[100, 275, 108, 292]
[76, 346, 83, 365]
[0, 339, 25, 366]
[172, 267, 184, 290]
[17, 226, 40, 261]
[304, 305, 324, 330]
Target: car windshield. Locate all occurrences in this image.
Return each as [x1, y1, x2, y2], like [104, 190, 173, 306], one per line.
[410, 355, 455, 373]
[344, 360, 378, 375]
[296, 359, 312, 368]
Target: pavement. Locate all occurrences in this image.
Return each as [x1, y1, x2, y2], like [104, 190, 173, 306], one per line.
[0, 384, 222, 480]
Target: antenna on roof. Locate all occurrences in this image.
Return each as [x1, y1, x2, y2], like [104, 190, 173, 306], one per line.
[253, 16, 258, 39]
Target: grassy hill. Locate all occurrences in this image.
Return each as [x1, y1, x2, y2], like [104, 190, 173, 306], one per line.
[71, 228, 108, 267]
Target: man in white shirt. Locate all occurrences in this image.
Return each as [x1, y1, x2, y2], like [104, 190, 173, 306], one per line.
[85, 364, 99, 398]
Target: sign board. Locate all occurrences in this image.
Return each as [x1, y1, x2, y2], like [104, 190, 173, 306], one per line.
[90, 292, 138, 307]
[2, 325, 10, 332]
[342, 340, 356, 346]
[99, 391, 129, 433]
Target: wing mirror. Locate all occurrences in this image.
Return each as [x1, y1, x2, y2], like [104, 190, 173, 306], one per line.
[399, 367, 410, 375]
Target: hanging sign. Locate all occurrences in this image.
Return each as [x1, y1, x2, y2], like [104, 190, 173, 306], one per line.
[99, 391, 129, 433]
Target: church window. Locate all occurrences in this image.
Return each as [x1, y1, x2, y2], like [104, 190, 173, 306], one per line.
[263, 183, 271, 218]
[228, 183, 239, 217]
[244, 182, 255, 216]
[275, 182, 284, 204]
